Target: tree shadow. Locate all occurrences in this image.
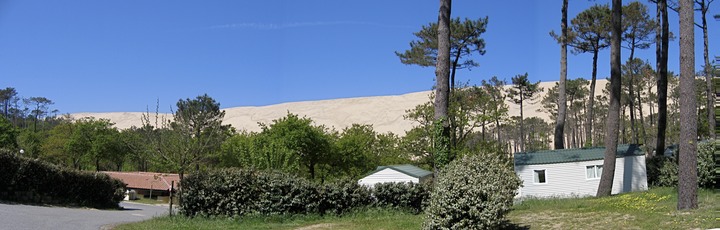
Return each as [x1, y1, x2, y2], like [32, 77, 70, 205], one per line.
[501, 221, 530, 230]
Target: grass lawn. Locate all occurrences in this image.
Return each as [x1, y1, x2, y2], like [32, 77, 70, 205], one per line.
[507, 187, 720, 229]
[114, 208, 421, 230]
[116, 187, 719, 229]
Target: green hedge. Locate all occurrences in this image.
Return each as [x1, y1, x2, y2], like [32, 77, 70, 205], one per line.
[372, 181, 430, 214]
[0, 151, 126, 208]
[180, 168, 430, 218]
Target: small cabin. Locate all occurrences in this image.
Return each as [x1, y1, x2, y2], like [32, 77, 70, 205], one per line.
[358, 164, 433, 187]
[514, 144, 648, 199]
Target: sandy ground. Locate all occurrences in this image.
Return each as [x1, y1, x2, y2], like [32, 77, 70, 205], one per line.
[71, 79, 622, 135]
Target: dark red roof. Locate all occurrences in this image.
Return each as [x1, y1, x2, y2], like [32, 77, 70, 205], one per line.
[102, 171, 180, 191]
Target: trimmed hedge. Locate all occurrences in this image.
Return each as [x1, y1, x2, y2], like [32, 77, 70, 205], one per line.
[373, 181, 430, 214]
[0, 151, 126, 208]
[180, 168, 430, 218]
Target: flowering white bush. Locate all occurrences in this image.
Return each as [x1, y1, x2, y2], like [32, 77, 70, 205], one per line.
[423, 152, 521, 229]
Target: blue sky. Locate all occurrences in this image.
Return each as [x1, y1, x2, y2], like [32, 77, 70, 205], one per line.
[1, 0, 717, 113]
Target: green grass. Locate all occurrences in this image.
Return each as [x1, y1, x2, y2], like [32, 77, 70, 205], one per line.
[116, 187, 719, 230]
[114, 208, 422, 230]
[507, 187, 720, 229]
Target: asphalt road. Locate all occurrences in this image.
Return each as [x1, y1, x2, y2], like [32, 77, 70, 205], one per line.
[0, 201, 169, 230]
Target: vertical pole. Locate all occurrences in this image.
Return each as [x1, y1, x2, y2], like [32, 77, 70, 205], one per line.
[169, 181, 174, 216]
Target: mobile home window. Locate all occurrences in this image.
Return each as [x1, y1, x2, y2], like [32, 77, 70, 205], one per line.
[533, 170, 546, 184]
[586, 165, 603, 179]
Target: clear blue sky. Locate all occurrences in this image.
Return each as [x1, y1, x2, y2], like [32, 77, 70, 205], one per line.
[1, 0, 717, 113]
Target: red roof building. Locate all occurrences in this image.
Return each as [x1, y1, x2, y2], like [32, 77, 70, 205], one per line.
[102, 171, 180, 198]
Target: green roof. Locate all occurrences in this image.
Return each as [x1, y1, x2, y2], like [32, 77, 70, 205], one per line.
[372, 164, 433, 178]
[514, 144, 644, 166]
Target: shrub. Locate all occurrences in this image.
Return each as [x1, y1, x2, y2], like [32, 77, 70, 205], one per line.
[647, 141, 716, 188]
[256, 171, 320, 215]
[180, 168, 438, 218]
[0, 152, 125, 208]
[318, 180, 372, 215]
[180, 168, 373, 217]
[181, 168, 263, 217]
[373, 181, 430, 214]
[423, 152, 521, 230]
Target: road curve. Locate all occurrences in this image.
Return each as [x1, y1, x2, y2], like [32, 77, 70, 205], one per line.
[0, 201, 168, 230]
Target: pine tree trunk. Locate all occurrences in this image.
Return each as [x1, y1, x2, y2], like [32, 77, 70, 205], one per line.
[637, 90, 647, 144]
[555, 0, 569, 150]
[622, 106, 627, 144]
[586, 49, 599, 147]
[629, 74, 639, 144]
[678, 0, 698, 210]
[656, 0, 669, 158]
[649, 85, 655, 126]
[433, 0, 452, 173]
[701, 1, 715, 139]
[520, 94, 525, 152]
[597, 0, 622, 197]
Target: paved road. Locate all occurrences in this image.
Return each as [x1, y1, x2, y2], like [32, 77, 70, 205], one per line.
[0, 202, 169, 230]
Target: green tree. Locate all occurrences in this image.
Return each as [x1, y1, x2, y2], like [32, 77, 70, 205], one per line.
[507, 73, 542, 152]
[142, 94, 230, 188]
[677, 0, 698, 210]
[404, 84, 506, 168]
[622, 1, 656, 60]
[480, 77, 509, 143]
[568, 4, 611, 146]
[24, 97, 53, 132]
[0, 117, 17, 150]
[172, 94, 231, 171]
[597, 0, 623, 197]
[258, 113, 331, 180]
[65, 118, 124, 171]
[622, 58, 653, 145]
[540, 78, 589, 148]
[622, 2, 656, 145]
[396, 17, 488, 91]
[333, 124, 380, 178]
[41, 121, 74, 166]
[0, 87, 18, 119]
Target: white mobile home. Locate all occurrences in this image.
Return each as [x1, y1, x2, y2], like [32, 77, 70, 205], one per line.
[514, 144, 647, 199]
[358, 164, 432, 187]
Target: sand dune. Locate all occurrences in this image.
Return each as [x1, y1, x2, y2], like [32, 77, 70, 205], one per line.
[71, 80, 613, 135]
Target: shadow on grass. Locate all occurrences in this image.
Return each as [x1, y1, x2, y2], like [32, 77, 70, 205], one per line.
[501, 220, 530, 230]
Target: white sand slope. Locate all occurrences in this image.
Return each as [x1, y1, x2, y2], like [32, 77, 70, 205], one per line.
[71, 79, 613, 135]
